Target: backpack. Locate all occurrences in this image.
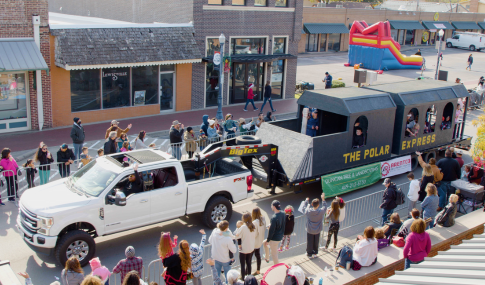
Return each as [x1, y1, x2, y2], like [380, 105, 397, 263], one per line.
[336, 245, 353, 268]
[395, 188, 405, 206]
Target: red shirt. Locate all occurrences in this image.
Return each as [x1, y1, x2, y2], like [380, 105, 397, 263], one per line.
[248, 88, 254, 100]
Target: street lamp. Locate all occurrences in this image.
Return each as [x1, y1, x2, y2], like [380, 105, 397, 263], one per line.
[216, 33, 226, 121]
[434, 29, 444, 80]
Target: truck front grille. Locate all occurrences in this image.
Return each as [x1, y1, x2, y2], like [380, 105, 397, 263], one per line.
[19, 204, 39, 234]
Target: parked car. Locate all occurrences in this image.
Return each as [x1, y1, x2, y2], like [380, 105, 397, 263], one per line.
[446, 32, 485, 51]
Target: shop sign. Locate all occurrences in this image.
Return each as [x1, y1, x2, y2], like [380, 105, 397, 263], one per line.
[380, 155, 411, 178]
[433, 23, 446, 29]
[213, 51, 221, 66]
[321, 163, 381, 197]
[434, 12, 439, 21]
[102, 72, 128, 81]
[422, 31, 429, 43]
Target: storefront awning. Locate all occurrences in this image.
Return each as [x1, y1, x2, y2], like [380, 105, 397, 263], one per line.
[303, 23, 349, 34]
[0, 38, 49, 73]
[421, 21, 454, 30]
[478, 22, 485, 30]
[202, 54, 296, 63]
[389, 21, 425, 30]
[451, 21, 481, 30]
[50, 26, 202, 70]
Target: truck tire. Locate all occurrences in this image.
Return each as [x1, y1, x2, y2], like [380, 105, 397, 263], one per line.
[410, 154, 418, 171]
[55, 230, 95, 267]
[470, 45, 476, 51]
[424, 151, 436, 163]
[236, 135, 262, 145]
[446, 42, 452, 48]
[202, 196, 233, 228]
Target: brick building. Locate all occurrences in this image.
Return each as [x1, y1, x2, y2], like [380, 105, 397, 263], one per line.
[49, 0, 303, 113]
[0, 0, 51, 133]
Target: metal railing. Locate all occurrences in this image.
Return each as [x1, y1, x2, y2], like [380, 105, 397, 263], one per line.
[107, 266, 145, 285]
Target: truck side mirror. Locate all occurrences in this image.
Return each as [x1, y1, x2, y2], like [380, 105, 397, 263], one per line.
[115, 191, 126, 206]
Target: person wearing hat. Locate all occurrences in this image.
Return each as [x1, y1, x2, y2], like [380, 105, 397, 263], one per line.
[57, 143, 75, 178]
[323, 72, 332, 89]
[306, 110, 319, 137]
[243, 84, 259, 112]
[105, 120, 132, 139]
[302, 193, 327, 258]
[454, 150, 464, 168]
[170, 120, 185, 160]
[184, 127, 197, 159]
[113, 246, 143, 283]
[70, 117, 85, 160]
[207, 119, 220, 140]
[223, 113, 238, 141]
[379, 178, 397, 226]
[264, 200, 286, 265]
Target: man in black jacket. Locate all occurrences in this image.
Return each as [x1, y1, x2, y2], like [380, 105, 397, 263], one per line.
[104, 131, 118, 155]
[57, 144, 75, 178]
[120, 164, 143, 197]
[380, 178, 397, 226]
[169, 120, 184, 160]
[437, 149, 461, 201]
[264, 200, 285, 265]
[70, 117, 85, 160]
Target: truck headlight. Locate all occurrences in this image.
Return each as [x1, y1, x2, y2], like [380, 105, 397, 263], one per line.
[38, 216, 54, 235]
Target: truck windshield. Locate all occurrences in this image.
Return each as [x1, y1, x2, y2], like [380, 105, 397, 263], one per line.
[70, 161, 117, 197]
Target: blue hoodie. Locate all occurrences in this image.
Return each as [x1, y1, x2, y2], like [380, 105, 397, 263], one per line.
[190, 234, 206, 278]
[201, 115, 209, 136]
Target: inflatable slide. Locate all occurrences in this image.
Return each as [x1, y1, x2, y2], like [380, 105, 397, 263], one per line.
[347, 21, 423, 70]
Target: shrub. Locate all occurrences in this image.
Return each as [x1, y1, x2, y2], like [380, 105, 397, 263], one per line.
[332, 80, 345, 88]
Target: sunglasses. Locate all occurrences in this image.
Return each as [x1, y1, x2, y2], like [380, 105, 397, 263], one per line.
[42, 148, 47, 150]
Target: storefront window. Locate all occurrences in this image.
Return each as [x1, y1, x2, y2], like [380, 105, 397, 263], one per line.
[255, 0, 266, 6]
[102, 68, 130, 109]
[0, 73, 27, 123]
[275, 0, 287, 7]
[132, 66, 158, 106]
[271, 60, 284, 99]
[70, 70, 100, 112]
[328, 34, 341, 51]
[233, 0, 245, 5]
[208, 0, 222, 4]
[398, 30, 405, 45]
[405, 30, 415, 45]
[160, 70, 175, 111]
[320, 34, 327, 52]
[206, 63, 219, 107]
[231, 38, 266, 55]
[207, 38, 221, 57]
[307, 34, 318, 52]
[273, 37, 286, 54]
[391, 30, 398, 42]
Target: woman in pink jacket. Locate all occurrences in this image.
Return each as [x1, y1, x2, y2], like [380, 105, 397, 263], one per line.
[243, 84, 259, 112]
[1, 148, 19, 203]
[403, 219, 431, 269]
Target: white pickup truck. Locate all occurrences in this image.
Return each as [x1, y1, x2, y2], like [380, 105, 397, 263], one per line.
[16, 144, 269, 267]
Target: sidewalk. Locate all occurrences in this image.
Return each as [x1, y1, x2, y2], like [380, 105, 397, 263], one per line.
[1, 98, 297, 152]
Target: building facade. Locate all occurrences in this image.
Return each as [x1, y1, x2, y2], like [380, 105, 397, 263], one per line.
[300, 7, 485, 53]
[0, 0, 51, 133]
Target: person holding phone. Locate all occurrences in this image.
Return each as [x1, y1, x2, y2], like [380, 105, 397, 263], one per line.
[33, 141, 54, 185]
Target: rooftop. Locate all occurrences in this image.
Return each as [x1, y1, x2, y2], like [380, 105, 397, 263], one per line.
[376, 1, 469, 13]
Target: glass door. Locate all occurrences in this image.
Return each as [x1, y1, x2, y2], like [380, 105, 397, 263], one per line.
[0, 73, 30, 133]
[230, 63, 264, 104]
[307, 34, 318, 52]
[232, 63, 246, 104]
[160, 73, 174, 111]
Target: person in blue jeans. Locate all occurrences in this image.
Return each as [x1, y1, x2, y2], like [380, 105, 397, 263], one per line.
[208, 220, 237, 281]
[243, 84, 258, 111]
[380, 178, 397, 226]
[260, 81, 276, 113]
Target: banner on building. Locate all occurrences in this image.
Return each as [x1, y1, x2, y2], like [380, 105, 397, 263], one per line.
[380, 155, 412, 178]
[321, 163, 381, 197]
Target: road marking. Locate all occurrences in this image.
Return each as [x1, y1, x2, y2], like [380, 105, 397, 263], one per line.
[151, 139, 158, 145]
[89, 141, 100, 149]
[160, 139, 168, 146]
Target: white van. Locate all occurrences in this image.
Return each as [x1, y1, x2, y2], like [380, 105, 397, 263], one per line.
[446, 32, 485, 51]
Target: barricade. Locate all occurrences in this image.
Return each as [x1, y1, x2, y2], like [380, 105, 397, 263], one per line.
[108, 266, 145, 285]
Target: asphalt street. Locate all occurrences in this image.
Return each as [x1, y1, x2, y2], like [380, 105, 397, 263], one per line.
[0, 47, 482, 284]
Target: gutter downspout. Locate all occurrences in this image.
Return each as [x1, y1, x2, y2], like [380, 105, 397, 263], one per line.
[33, 15, 43, 131]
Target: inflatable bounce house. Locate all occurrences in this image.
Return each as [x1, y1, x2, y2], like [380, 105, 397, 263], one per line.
[347, 21, 423, 71]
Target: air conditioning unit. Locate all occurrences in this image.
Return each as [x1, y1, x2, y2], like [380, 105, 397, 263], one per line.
[336, 5, 343, 8]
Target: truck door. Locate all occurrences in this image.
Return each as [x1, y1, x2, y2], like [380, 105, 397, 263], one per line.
[103, 172, 152, 234]
[150, 166, 186, 222]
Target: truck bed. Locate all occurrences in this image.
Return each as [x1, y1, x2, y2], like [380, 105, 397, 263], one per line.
[185, 158, 248, 183]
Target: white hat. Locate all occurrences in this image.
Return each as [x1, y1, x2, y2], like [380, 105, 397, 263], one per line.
[456, 150, 463, 155]
[208, 119, 215, 126]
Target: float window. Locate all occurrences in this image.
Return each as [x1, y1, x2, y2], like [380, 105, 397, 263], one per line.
[405, 108, 419, 137]
[352, 115, 368, 148]
[423, 105, 436, 134]
[440, 102, 454, 130]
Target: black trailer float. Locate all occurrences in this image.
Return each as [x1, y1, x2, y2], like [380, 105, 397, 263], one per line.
[257, 80, 472, 193]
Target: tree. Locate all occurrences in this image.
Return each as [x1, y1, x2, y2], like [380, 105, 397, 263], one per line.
[472, 114, 485, 167]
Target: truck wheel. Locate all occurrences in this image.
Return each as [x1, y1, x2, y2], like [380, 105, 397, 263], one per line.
[55, 230, 95, 267]
[470, 45, 476, 51]
[446, 42, 452, 48]
[424, 151, 436, 163]
[410, 154, 418, 171]
[236, 135, 262, 145]
[203, 196, 233, 228]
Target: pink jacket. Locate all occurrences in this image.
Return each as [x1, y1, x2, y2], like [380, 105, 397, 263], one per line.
[247, 88, 254, 100]
[1, 158, 18, 177]
[403, 232, 431, 262]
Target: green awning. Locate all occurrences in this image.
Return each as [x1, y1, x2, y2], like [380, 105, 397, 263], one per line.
[302, 29, 306, 34]
[0, 38, 49, 73]
[422, 21, 454, 30]
[389, 20, 425, 30]
[303, 23, 349, 34]
[478, 22, 485, 30]
[451, 21, 480, 30]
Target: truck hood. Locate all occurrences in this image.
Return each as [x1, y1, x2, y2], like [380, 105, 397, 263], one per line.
[20, 179, 92, 216]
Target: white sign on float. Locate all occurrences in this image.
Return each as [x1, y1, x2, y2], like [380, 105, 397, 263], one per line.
[301, 107, 309, 134]
[380, 155, 412, 178]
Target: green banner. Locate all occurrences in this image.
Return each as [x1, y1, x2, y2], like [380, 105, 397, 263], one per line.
[321, 163, 382, 197]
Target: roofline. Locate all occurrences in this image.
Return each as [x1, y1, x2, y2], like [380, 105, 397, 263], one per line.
[49, 23, 194, 30]
[58, 58, 202, 70]
[0, 38, 35, 42]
